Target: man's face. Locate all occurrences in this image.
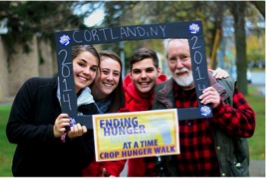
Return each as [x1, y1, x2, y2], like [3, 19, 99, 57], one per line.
[166, 39, 194, 90]
[130, 58, 160, 98]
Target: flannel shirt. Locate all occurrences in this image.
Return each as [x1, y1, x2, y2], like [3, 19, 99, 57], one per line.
[173, 82, 255, 176]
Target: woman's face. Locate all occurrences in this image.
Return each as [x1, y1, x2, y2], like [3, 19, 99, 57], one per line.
[93, 56, 121, 100]
[73, 51, 99, 93]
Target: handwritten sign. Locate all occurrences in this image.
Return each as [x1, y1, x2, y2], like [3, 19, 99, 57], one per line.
[55, 21, 212, 129]
[93, 109, 179, 161]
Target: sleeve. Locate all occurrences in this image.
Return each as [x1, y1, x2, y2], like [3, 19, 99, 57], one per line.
[6, 78, 56, 145]
[211, 86, 256, 137]
[65, 130, 95, 170]
[100, 160, 127, 177]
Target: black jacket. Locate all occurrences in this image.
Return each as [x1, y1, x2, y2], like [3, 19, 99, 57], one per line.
[6, 77, 96, 176]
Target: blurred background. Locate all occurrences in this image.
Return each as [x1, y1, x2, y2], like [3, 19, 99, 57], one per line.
[0, 1, 265, 176]
[0, 1, 265, 98]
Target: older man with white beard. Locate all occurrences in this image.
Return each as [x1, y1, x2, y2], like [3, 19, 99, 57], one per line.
[152, 39, 256, 177]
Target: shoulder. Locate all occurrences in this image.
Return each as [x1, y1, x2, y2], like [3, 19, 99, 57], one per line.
[155, 79, 172, 91]
[26, 77, 55, 86]
[216, 77, 236, 97]
[19, 77, 57, 97]
[217, 77, 236, 89]
[23, 77, 56, 90]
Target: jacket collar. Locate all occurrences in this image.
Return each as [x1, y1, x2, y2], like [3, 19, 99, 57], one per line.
[157, 71, 229, 101]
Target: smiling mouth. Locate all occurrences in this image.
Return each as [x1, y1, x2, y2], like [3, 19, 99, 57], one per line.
[176, 71, 187, 76]
[78, 75, 88, 82]
[139, 82, 150, 87]
[103, 82, 113, 87]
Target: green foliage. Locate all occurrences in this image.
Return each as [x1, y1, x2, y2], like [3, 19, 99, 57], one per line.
[246, 34, 265, 65]
[100, 1, 139, 55]
[99, 1, 225, 69]
[249, 1, 265, 18]
[0, 1, 89, 70]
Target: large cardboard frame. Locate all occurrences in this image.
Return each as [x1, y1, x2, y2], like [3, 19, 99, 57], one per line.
[55, 20, 212, 129]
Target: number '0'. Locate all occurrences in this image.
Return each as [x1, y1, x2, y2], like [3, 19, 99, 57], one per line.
[191, 36, 203, 65]
[59, 49, 71, 78]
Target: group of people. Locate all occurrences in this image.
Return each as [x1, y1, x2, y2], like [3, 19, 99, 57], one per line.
[6, 38, 255, 177]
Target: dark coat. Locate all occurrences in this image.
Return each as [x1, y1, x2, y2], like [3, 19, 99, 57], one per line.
[6, 77, 96, 176]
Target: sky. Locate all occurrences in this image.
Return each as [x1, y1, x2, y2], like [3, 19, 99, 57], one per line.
[74, 2, 105, 27]
[84, 8, 105, 27]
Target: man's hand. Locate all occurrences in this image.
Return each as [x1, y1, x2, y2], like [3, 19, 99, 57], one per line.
[211, 68, 229, 79]
[199, 87, 221, 108]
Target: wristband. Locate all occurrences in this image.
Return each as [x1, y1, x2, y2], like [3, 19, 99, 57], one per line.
[60, 132, 66, 143]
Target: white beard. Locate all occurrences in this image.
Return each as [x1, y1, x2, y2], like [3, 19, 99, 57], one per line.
[172, 69, 194, 87]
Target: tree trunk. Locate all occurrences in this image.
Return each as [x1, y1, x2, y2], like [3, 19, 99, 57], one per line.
[231, 1, 248, 95]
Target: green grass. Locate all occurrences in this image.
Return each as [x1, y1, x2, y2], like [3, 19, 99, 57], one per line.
[246, 98, 265, 159]
[0, 105, 16, 176]
[0, 88, 265, 175]
[246, 86, 265, 160]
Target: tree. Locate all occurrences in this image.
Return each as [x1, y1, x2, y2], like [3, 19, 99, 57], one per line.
[0, 1, 91, 68]
[247, 34, 265, 67]
[101, 1, 263, 95]
[226, 2, 248, 94]
[250, 1, 265, 18]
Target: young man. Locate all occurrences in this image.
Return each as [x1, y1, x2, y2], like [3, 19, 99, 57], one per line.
[123, 48, 167, 176]
[152, 39, 256, 176]
[123, 48, 167, 112]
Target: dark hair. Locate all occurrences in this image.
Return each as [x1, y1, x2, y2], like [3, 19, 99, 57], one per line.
[129, 48, 159, 70]
[72, 45, 100, 66]
[99, 50, 125, 113]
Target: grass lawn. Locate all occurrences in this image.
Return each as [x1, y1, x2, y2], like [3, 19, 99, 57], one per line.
[246, 95, 265, 159]
[0, 105, 16, 176]
[0, 88, 265, 176]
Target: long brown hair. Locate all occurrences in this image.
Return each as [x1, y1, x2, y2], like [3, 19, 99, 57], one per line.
[72, 45, 100, 66]
[98, 50, 125, 113]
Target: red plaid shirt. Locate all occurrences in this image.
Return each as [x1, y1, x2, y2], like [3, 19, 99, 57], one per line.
[173, 82, 255, 176]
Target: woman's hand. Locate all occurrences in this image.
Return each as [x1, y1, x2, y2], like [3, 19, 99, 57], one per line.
[67, 123, 87, 139]
[53, 113, 70, 138]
